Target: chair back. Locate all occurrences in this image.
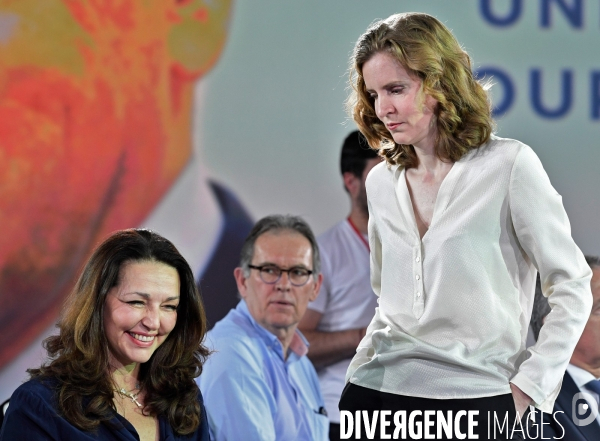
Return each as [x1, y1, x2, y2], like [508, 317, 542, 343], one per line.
[0, 398, 9, 429]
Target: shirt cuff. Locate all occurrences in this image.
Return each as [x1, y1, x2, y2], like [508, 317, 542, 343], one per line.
[510, 372, 562, 414]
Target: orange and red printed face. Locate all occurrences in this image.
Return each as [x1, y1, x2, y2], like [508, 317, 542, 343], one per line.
[0, 0, 233, 368]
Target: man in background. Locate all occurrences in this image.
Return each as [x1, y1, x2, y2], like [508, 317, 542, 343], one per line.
[199, 215, 329, 440]
[531, 255, 600, 440]
[299, 131, 381, 440]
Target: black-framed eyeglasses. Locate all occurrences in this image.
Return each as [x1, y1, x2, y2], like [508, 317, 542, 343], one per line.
[248, 264, 314, 287]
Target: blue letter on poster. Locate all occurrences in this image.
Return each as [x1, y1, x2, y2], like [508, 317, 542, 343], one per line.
[540, 0, 583, 28]
[530, 69, 573, 119]
[591, 71, 600, 120]
[479, 0, 522, 27]
[475, 67, 515, 117]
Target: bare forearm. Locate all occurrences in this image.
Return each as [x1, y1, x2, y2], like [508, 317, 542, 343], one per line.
[302, 328, 365, 369]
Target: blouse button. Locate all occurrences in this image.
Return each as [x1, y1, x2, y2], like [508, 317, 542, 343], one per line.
[416, 256, 420, 262]
[416, 292, 421, 297]
[416, 275, 420, 280]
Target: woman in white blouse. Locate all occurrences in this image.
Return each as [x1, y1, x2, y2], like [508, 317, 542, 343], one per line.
[339, 12, 592, 440]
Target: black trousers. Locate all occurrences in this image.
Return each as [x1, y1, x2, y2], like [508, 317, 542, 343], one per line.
[330, 423, 341, 441]
[339, 383, 530, 440]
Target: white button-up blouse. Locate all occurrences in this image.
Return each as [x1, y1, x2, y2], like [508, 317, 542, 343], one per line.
[346, 135, 592, 413]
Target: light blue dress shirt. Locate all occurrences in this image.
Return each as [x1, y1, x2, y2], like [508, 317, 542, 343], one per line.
[197, 300, 329, 441]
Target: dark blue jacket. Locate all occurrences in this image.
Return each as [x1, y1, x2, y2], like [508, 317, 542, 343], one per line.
[0, 377, 210, 441]
[536, 371, 600, 441]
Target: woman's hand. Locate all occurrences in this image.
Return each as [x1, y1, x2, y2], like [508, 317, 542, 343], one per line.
[510, 383, 532, 417]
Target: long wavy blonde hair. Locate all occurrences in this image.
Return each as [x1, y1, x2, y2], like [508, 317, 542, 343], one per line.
[348, 12, 494, 168]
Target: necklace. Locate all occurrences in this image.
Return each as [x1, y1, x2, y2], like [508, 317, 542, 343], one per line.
[115, 386, 142, 408]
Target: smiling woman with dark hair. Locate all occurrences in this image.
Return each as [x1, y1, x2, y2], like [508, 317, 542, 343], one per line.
[0, 229, 210, 441]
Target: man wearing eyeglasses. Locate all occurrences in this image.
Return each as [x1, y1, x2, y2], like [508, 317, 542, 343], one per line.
[197, 215, 329, 441]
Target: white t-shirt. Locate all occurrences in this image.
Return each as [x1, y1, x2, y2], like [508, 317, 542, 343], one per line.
[308, 219, 378, 423]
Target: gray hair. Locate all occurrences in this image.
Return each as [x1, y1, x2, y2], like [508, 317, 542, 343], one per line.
[530, 255, 599, 341]
[239, 215, 321, 278]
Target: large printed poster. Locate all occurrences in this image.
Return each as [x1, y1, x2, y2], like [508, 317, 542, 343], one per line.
[1, 0, 599, 401]
[0, 0, 237, 399]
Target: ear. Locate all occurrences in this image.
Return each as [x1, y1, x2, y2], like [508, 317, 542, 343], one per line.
[309, 273, 323, 302]
[234, 267, 248, 299]
[343, 172, 360, 197]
